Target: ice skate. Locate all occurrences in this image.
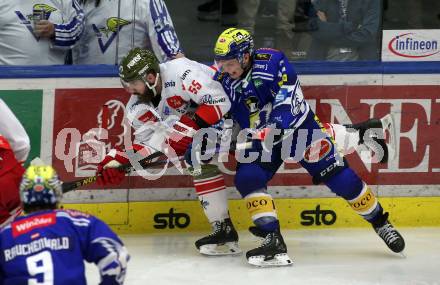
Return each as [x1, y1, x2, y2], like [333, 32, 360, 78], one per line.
[380, 114, 397, 161]
[195, 218, 242, 256]
[345, 114, 397, 163]
[248, 226, 266, 238]
[372, 212, 405, 254]
[246, 229, 293, 267]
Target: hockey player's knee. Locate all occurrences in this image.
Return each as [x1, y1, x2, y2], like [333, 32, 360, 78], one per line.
[245, 191, 279, 232]
[235, 164, 269, 197]
[325, 167, 364, 200]
[188, 163, 221, 179]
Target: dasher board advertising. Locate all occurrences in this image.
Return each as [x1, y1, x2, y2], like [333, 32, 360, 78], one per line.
[382, 29, 440, 61]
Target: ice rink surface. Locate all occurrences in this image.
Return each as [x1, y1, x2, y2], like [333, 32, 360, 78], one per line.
[86, 228, 440, 285]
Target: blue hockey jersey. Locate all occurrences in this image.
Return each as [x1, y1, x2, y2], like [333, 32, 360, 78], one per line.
[0, 209, 129, 285]
[216, 48, 310, 131]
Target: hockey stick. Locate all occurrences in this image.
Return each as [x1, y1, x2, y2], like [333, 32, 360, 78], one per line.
[61, 151, 166, 193]
[61, 140, 252, 193]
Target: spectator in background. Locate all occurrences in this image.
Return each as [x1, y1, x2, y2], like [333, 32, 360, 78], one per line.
[383, 0, 424, 29]
[0, 0, 84, 65]
[307, 0, 381, 61]
[0, 164, 129, 284]
[275, 0, 298, 57]
[73, 0, 183, 65]
[197, 0, 238, 26]
[236, 0, 298, 58]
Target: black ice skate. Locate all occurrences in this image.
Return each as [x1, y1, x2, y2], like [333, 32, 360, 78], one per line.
[372, 212, 405, 254]
[345, 114, 397, 163]
[248, 226, 266, 238]
[246, 229, 293, 267]
[195, 218, 241, 256]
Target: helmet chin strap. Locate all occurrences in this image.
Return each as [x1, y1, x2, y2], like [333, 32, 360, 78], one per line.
[239, 53, 252, 73]
[144, 73, 160, 97]
[238, 56, 252, 79]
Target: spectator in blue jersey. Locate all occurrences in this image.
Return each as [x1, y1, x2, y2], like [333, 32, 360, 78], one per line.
[0, 164, 129, 285]
[205, 28, 404, 267]
[73, 0, 183, 65]
[0, 0, 84, 65]
[307, 0, 381, 61]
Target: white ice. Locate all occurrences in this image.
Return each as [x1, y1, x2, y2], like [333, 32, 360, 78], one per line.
[86, 228, 440, 285]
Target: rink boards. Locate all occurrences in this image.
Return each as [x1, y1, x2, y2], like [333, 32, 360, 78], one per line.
[60, 196, 440, 233]
[1, 63, 439, 232]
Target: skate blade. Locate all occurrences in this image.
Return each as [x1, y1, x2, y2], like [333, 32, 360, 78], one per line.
[198, 242, 242, 256]
[398, 251, 407, 258]
[247, 253, 293, 267]
[380, 114, 397, 161]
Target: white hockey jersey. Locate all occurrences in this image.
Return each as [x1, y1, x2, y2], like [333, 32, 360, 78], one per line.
[73, 0, 182, 65]
[125, 57, 230, 152]
[0, 99, 30, 163]
[0, 0, 84, 65]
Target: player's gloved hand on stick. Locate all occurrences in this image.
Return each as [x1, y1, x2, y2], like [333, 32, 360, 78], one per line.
[249, 123, 285, 153]
[252, 127, 272, 141]
[249, 125, 274, 152]
[96, 147, 128, 186]
[96, 144, 154, 186]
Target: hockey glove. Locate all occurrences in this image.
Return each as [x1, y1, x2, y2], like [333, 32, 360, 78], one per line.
[250, 124, 285, 153]
[96, 144, 153, 186]
[168, 114, 200, 156]
[252, 127, 272, 141]
[96, 147, 128, 186]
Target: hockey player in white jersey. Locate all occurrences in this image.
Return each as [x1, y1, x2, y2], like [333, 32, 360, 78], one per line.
[95, 47, 242, 254]
[0, 99, 31, 227]
[73, 0, 182, 65]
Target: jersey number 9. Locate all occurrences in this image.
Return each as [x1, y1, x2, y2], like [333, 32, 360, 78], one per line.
[26, 251, 54, 285]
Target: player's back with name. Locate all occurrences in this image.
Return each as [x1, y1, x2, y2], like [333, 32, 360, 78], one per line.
[0, 209, 115, 285]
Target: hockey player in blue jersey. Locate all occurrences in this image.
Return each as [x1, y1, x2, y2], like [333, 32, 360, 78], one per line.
[209, 28, 405, 267]
[0, 164, 129, 284]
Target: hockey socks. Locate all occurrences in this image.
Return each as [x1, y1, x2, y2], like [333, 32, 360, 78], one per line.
[347, 183, 382, 222]
[193, 171, 229, 223]
[245, 192, 278, 231]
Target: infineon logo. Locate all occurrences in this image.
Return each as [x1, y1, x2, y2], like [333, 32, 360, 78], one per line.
[388, 32, 439, 58]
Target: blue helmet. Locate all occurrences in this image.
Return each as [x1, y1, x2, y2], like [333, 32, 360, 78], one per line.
[214, 28, 254, 62]
[20, 165, 63, 208]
